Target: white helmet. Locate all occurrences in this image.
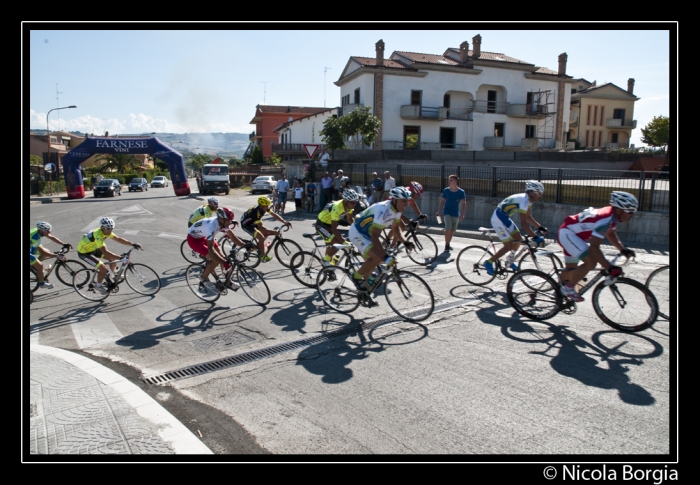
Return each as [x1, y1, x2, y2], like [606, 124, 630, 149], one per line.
[525, 180, 544, 194]
[36, 221, 52, 231]
[389, 187, 412, 200]
[207, 196, 219, 207]
[100, 217, 115, 229]
[342, 189, 359, 202]
[610, 191, 638, 212]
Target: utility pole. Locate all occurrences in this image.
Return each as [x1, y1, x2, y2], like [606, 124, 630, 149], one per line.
[324, 67, 332, 108]
[261, 82, 271, 104]
[56, 83, 64, 131]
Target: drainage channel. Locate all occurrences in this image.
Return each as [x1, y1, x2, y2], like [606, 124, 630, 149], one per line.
[141, 292, 495, 386]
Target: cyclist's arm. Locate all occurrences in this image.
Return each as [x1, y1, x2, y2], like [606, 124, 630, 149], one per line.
[269, 210, 291, 229]
[45, 233, 70, 248]
[605, 227, 626, 254]
[110, 234, 138, 247]
[588, 236, 613, 271]
[206, 237, 227, 265]
[370, 225, 388, 260]
[223, 227, 245, 248]
[519, 210, 539, 238]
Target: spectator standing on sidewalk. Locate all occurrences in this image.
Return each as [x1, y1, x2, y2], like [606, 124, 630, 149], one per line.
[293, 180, 304, 214]
[276, 174, 290, 214]
[435, 174, 466, 252]
[320, 171, 333, 210]
[306, 180, 317, 211]
[371, 172, 384, 205]
[383, 171, 396, 201]
[318, 147, 330, 170]
[333, 170, 347, 201]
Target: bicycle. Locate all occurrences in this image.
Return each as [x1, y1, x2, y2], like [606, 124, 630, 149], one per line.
[288, 228, 356, 288]
[218, 225, 301, 269]
[29, 246, 88, 293]
[506, 254, 659, 332]
[316, 245, 435, 322]
[180, 238, 206, 265]
[72, 248, 161, 302]
[456, 227, 562, 286]
[185, 246, 270, 305]
[379, 217, 438, 266]
[645, 265, 669, 320]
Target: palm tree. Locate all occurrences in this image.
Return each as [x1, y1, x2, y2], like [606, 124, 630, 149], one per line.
[95, 153, 142, 174]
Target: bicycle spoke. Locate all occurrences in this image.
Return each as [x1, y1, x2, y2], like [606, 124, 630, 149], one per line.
[72, 269, 109, 302]
[645, 266, 669, 320]
[456, 246, 496, 286]
[317, 266, 360, 313]
[593, 278, 658, 332]
[274, 239, 302, 268]
[384, 270, 434, 322]
[124, 263, 161, 296]
[55, 260, 88, 286]
[236, 266, 271, 305]
[290, 251, 326, 288]
[407, 233, 438, 266]
[507, 270, 561, 320]
[185, 264, 220, 302]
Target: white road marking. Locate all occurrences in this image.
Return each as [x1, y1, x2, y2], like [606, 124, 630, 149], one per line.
[71, 312, 124, 349]
[158, 233, 187, 239]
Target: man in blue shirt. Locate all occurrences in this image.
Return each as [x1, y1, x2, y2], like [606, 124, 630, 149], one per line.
[435, 174, 466, 251]
[306, 181, 317, 211]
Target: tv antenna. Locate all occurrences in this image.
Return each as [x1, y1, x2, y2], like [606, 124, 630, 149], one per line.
[56, 83, 64, 131]
[261, 82, 271, 104]
[324, 67, 332, 107]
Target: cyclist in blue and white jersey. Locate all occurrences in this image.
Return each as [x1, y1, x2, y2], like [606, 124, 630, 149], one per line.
[30, 221, 72, 290]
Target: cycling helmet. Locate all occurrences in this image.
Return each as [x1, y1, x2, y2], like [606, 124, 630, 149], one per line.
[609, 191, 638, 212]
[36, 221, 52, 232]
[525, 180, 545, 194]
[342, 189, 360, 202]
[217, 207, 235, 221]
[207, 196, 219, 207]
[100, 217, 115, 229]
[389, 187, 412, 200]
[407, 181, 424, 196]
[258, 196, 272, 207]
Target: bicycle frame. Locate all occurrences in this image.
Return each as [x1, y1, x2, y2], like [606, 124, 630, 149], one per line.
[556, 255, 623, 298]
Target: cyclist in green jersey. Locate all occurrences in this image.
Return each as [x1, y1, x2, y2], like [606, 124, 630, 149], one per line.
[314, 189, 359, 266]
[29, 221, 72, 289]
[188, 197, 219, 228]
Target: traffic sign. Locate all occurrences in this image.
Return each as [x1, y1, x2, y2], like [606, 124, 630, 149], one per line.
[303, 144, 320, 159]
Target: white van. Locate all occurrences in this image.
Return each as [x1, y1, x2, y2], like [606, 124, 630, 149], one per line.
[198, 163, 230, 195]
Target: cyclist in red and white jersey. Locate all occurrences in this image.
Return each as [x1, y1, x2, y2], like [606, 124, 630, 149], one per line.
[556, 191, 638, 302]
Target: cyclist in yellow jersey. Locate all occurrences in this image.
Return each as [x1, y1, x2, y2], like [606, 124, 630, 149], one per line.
[240, 196, 292, 262]
[314, 189, 359, 266]
[188, 197, 219, 228]
[77, 217, 142, 294]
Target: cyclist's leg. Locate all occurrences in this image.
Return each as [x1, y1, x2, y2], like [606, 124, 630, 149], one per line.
[30, 248, 47, 283]
[78, 250, 108, 284]
[557, 228, 594, 287]
[315, 223, 337, 262]
[490, 212, 518, 262]
[99, 244, 120, 274]
[348, 225, 380, 286]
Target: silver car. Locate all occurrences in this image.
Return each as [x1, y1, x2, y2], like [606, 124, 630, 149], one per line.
[251, 176, 276, 194]
[150, 176, 169, 188]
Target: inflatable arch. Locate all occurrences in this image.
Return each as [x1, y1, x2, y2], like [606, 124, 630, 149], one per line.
[61, 136, 191, 199]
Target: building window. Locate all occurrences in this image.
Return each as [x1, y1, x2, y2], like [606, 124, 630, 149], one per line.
[571, 88, 577, 95]
[585, 130, 590, 147]
[354, 88, 360, 105]
[494, 123, 504, 138]
[440, 127, 456, 149]
[598, 131, 603, 147]
[444, 94, 451, 119]
[599, 106, 605, 126]
[593, 106, 598, 126]
[488, 90, 497, 113]
[342, 94, 350, 106]
[611, 133, 619, 143]
[411, 90, 421, 106]
[404, 126, 420, 149]
[587, 105, 591, 126]
[613, 108, 625, 122]
[525, 125, 536, 138]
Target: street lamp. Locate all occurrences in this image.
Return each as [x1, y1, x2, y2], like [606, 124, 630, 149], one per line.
[46, 105, 77, 196]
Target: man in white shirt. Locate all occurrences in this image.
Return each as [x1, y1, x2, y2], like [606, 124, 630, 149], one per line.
[318, 147, 330, 169]
[275, 174, 291, 214]
[383, 171, 396, 202]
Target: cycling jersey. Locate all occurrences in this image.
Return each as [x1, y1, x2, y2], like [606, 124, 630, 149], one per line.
[351, 200, 402, 238]
[317, 200, 353, 226]
[559, 206, 617, 241]
[29, 228, 43, 253]
[187, 216, 221, 241]
[241, 205, 266, 227]
[188, 205, 215, 225]
[77, 228, 116, 254]
[495, 193, 531, 218]
[491, 193, 531, 241]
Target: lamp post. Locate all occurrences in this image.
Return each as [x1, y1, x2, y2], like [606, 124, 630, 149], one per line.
[46, 105, 77, 196]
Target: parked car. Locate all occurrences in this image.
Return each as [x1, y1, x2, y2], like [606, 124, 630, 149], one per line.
[251, 175, 276, 194]
[150, 176, 169, 188]
[94, 179, 122, 198]
[129, 177, 149, 192]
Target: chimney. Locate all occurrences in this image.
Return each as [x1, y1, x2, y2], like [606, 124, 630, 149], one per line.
[460, 41, 469, 64]
[472, 34, 481, 58]
[592, 80, 596, 87]
[286, 106, 291, 113]
[558, 52, 567, 76]
[627, 78, 635, 94]
[376, 39, 385, 66]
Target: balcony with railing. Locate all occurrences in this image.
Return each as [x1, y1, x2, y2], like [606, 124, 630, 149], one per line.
[483, 136, 504, 149]
[506, 103, 554, 118]
[400, 105, 447, 121]
[472, 100, 507, 115]
[606, 118, 637, 129]
[382, 141, 469, 150]
[445, 107, 472, 120]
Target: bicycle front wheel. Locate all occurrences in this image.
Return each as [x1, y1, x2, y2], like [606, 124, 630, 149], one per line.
[181, 239, 203, 264]
[645, 265, 669, 320]
[518, 251, 563, 279]
[290, 251, 326, 288]
[73, 269, 109, 301]
[592, 278, 658, 332]
[383, 270, 435, 322]
[406, 232, 438, 266]
[456, 245, 496, 286]
[317, 266, 360, 314]
[124, 263, 161, 296]
[235, 244, 261, 269]
[235, 265, 271, 306]
[506, 269, 562, 320]
[274, 238, 303, 268]
[185, 264, 220, 302]
[55, 259, 88, 286]
[29, 266, 39, 293]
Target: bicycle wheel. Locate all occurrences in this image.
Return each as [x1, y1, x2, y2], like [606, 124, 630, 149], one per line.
[506, 269, 562, 321]
[518, 250, 563, 279]
[73, 269, 110, 302]
[456, 245, 497, 286]
[274, 238, 303, 268]
[406, 232, 438, 266]
[645, 265, 669, 320]
[181, 239, 203, 264]
[235, 265, 271, 306]
[234, 243, 261, 269]
[317, 266, 360, 314]
[383, 270, 435, 322]
[290, 251, 326, 288]
[592, 278, 659, 332]
[55, 259, 88, 286]
[124, 263, 161, 296]
[29, 266, 39, 293]
[185, 264, 220, 302]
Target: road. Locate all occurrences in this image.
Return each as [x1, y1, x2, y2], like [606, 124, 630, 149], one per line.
[27, 187, 673, 458]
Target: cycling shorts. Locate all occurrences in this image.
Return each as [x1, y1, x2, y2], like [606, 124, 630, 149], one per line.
[348, 224, 374, 259]
[314, 221, 336, 244]
[557, 227, 592, 264]
[241, 223, 259, 238]
[187, 233, 220, 258]
[490, 210, 520, 242]
[77, 248, 107, 269]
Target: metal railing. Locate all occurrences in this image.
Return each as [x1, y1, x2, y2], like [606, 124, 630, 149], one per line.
[325, 163, 670, 213]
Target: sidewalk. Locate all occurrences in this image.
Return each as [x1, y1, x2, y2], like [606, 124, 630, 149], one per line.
[28, 345, 212, 456]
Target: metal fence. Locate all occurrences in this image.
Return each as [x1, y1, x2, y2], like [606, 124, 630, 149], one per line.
[326, 162, 670, 213]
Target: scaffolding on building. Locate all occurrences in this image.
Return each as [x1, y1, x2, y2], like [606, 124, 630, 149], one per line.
[526, 89, 556, 149]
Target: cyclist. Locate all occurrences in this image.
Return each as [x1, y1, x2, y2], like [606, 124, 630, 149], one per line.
[483, 180, 549, 276]
[314, 189, 359, 266]
[76, 217, 142, 294]
[240, 196, 292, 263]
[30, 221, 72, 290]
[556, 191, 638, 302]
[188, 197, 219, 228]
[348, 186, 414, 304]
[386, 181, 428, 248]
[187, 207, 241, 291]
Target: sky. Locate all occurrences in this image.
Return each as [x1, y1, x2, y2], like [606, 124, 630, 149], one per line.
[25, 23, 675, 148]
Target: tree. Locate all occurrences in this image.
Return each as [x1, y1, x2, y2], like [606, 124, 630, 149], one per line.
[95, 153, 142, 174]
[640, 115, 669, 148]
[152, 157, 168, 171]
[190, 154, 212, 172]
[30, 155, 43, 165]
[251, 145, 263, 165]
[319, 106, 382, 150]
[268, 153, 282, 166]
